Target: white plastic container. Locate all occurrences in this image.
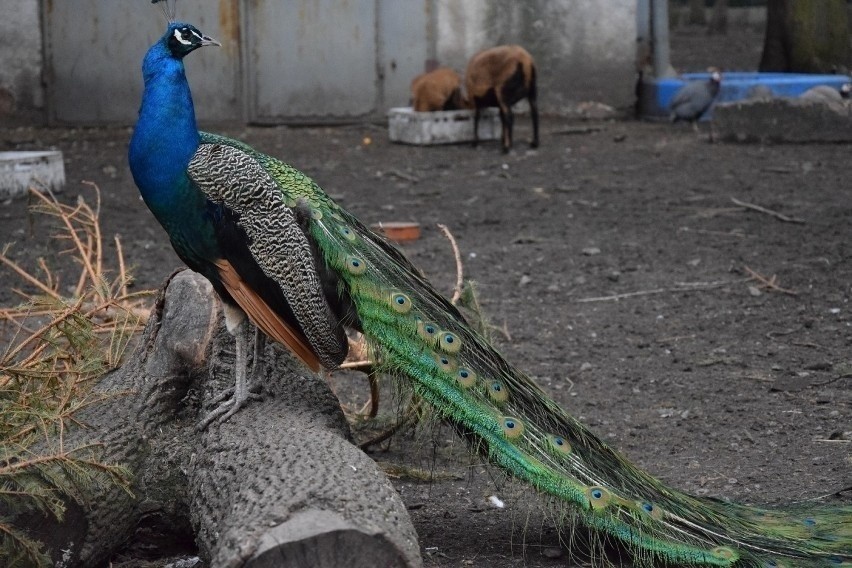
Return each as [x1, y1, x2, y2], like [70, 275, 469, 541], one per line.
[388, 107, 501, 145]
[0, 151, 66, 199]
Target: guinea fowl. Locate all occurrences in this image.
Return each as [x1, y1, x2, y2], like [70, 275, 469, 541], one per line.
[670, 70, 722, 128]
[128, 5, 851, 567]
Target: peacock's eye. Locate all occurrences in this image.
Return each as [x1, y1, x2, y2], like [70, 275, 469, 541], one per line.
[181, 30, 192, 40]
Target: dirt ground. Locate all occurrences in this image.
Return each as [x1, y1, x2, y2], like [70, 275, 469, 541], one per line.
[1, 23, 849, 568]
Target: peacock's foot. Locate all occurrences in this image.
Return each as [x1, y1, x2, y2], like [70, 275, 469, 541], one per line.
[199, 310, 267, 430]
[198, 386, 262, 430]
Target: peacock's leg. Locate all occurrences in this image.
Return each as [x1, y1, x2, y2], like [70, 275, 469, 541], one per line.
[200, 303, 263, 429]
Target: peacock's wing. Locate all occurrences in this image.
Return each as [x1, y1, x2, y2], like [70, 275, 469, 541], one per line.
[187, 135, 349, 371]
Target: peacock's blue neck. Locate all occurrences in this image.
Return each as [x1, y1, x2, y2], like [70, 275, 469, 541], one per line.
[129, 41, 201, 219]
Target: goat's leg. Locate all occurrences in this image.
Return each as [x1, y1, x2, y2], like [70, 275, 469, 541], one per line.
[499, 103, 513, 153]
[472, 106, 481, 147]
[529, 96, 540, 148]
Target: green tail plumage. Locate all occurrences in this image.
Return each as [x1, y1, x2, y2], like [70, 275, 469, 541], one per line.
[193, 131, 851, 568]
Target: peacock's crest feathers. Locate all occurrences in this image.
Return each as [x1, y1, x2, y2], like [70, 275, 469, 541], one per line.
[186, 132, 851, 568]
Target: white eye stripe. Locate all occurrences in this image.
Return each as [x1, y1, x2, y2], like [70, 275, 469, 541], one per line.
[173, 28, 192, 46]
[174, 30, 204, 45]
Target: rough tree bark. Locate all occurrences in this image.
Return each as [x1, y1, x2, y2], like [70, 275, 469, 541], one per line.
[759, 0, 850, 73]
[707, 0, 728, 36]
[9, 271, 422, 568]
[687, 0, 707, 26]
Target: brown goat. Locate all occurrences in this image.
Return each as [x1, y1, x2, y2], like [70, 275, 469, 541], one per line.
[465, 45, 539, 153]
[410, 67, 464, 112]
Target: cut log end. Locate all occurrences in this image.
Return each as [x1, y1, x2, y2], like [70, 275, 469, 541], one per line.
[247, 509, 414, 568]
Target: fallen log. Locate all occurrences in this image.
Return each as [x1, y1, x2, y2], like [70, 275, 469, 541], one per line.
[10, 270, 421, 568]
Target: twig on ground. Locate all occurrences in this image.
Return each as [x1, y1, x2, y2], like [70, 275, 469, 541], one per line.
[743, 265, 798, 296]
[385, 169, 420, 183]
[494, 320, 513, 342]
[678, 227, 746, 239]
[730, 197, 805, 224]
[359, 400, 423, 451]
[437, 224, 464, 305]
[576, 279, 745, 303]
[549, 126, 604, 136]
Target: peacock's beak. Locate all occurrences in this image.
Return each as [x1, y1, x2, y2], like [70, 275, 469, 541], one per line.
[200, 35, 221, 47]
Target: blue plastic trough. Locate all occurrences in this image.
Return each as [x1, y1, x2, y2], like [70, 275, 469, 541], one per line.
[639, 72, 851, 121]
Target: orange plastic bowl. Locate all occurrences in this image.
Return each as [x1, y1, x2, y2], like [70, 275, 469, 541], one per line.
[370, 221, 421, 243]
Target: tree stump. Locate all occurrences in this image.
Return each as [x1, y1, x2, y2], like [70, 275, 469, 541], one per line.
[759, 0, 850, 73]
[10, 270, 422, 568]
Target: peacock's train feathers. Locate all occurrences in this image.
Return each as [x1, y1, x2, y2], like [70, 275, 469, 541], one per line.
[186, 133, 851, 568]
[130, 17, 851, 568]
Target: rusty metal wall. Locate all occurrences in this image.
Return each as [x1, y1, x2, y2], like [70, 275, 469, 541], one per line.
[43, 0, 242, 124]
[42, 0, 433, 124]
[377, 0, 435, 110]
[245, 0, 377, 123]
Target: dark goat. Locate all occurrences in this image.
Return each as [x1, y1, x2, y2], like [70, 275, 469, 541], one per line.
[465, 45, 539, 153]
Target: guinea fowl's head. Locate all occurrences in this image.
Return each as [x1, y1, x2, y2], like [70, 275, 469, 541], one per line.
[161, 22, 220, 59]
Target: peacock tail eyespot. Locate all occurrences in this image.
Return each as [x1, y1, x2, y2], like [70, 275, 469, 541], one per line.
[432, 352, 456, 373]
[389, 292, 413, 314]
[417, 320, 439, 343]
[487, 381, 509, 403]
[438, 331, 462, 353]
[501, 417, 525, 439]
[636, 500, 663, 520]
[345, 255, 367, 275]
[310, 208, 323, 220]
[585, 486, 612, 510]
[456, 367, 477, 388]
[709, 547, 738, 562]
[547, 435, 572, 456]
[339, 225, 357, 241]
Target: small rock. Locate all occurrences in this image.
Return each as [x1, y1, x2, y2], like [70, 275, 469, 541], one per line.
[519, 274, 532, 287]
[582, 247, 601, 256]
[748, 285, 762, 297]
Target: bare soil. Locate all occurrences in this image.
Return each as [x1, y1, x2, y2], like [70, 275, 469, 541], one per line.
[0, 23, 849, 568]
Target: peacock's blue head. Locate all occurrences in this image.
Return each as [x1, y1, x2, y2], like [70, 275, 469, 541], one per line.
[161, 22, 220, 59]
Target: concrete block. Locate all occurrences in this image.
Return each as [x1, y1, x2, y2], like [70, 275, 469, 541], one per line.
[388, 107, 500, 145]
[0, 151, 65, 199]
[713, 99, 852, 144]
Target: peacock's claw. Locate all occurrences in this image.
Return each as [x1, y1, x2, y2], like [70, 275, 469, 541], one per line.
[199, 312, 265, 430]
[199, 390, 263, 430]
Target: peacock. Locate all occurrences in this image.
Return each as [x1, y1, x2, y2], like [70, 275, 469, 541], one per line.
[128, 5, 851, 567]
